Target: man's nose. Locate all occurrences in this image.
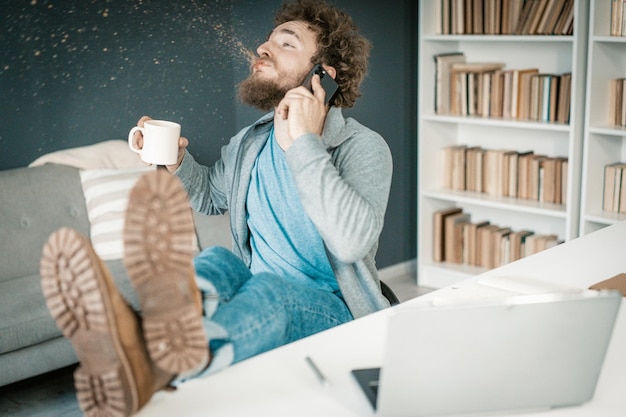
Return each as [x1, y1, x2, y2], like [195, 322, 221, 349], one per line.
[257, 41, 271, 58]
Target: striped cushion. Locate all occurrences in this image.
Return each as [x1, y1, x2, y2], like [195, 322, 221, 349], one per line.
[79, 167, 155, 260]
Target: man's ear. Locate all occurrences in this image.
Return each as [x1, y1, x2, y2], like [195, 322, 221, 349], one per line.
[322, 64, 337, 80]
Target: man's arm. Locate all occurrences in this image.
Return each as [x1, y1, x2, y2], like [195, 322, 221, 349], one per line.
[174, 149, 230, 216]
[286, 125, 392, 264]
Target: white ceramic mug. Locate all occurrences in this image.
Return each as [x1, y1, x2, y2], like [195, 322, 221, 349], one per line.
[128, 120, 181, 165]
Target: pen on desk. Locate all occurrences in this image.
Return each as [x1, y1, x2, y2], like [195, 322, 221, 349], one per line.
[305, 356, 331, 387]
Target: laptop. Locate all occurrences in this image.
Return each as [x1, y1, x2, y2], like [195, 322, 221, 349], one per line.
[352, 280, 622, 417]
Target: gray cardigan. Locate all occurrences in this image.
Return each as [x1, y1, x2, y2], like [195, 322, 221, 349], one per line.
[175, 107, 393, 318]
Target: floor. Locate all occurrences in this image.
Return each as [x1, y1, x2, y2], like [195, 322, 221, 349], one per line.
[0, 271, 432, 417]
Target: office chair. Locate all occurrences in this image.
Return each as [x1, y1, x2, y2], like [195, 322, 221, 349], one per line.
[380, 280, 400, 306]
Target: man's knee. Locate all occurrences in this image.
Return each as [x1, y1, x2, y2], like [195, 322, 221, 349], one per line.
[194, 246, 236, 276]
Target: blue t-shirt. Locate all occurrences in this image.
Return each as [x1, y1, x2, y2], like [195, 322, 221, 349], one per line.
[246, 129, 339, 294]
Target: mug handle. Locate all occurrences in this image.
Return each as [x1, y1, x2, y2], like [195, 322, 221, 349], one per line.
[128, 126, 144, 154]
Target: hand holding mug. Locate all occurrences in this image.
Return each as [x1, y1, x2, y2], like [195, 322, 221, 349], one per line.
[129, 117, 188, 171]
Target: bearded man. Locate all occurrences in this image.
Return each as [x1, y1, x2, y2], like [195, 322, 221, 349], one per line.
[41, 0, 392, 415]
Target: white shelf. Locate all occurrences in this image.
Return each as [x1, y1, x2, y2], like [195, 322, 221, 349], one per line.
[579, 0, 626, 236]
[422, 189, 567, 218]
[588, 125, 626, 136]
[417, 0, 588, 288]
[422, 114, 571, 131]
[593, 36, 626, 43]
[422, 35, 574, 43]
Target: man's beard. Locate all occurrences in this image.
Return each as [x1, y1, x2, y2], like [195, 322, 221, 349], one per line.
[237, 68, 308, 112]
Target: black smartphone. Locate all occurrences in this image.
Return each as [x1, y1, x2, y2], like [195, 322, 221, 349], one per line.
[302, 64, 339, 106]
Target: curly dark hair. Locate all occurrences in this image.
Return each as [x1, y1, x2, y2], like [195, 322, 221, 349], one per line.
[274, 0, 371, 108]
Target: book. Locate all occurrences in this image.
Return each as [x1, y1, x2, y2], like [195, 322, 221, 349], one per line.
[505, 151, 520, 198]
[472, 0, 484, 34]
[509, 230, 534, 262]
[524, 234, 558, 257]
[541, 157, 557, 204]
[502, 70, 514, 119]
[450, 62, 506, 73]
[622, 79, 626, 127]
[500, 0, 524, 35]
[620, 166, 626, 214]
[484, 0, 502, 34]
[527, 155, 546, 201]
[609, 78, 624, 126]
[501, 68, 537, 120]
[509, 0, 526, 33]
[490, 70, 505, 118]
[434, 52, 466, 115]
[464, 0, 473, 34]
[465, 146, 475, 192]
[450, 64, 508, 117]
[445, 211, 472, 263]
[451, 0, 465, 34]
[443, 145, 468, 190]
[613, 163, 624, 212]
[560, 158, 568, 203]
[442, 145, 453, 189]
[549, 75, 560, 122]
[463, 220, 490, 266]
[478, 71, 491, 116]
[557, 73, 571, 123]
[536, 0, 562, 34]
[540, 0, 568, 34]
[529, 74, 541, 120]
[618, 1, 626, 36]
[438, 0, 452, 34]
[479, 224, 501, 268]
[451, 70, 468, 115]
[433, 207, 463, 262]
[554, 157, 568, 205]
[483, 149, 508, 197]
[522, 0, 550, 34]
[465, 146, 484, 192]
[552, 0, 572, 34]
[514, 0, 537, 34]
[501, 0, 512, 34]
[551, 1, 571, 34]
[518, 151, 536, 200]
[611, 0, 623, 36]
[518, 68, 540, 120]
[538, 74, 555, 122]
[452, 145, 468, 190]
[492, 227, 512, 268]
[493, 0, 503, 34]
[467, 72, 480, 116]
[603, 162, 622, 212]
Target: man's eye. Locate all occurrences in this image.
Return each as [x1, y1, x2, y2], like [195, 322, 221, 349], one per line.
[282, 42, 293, 48]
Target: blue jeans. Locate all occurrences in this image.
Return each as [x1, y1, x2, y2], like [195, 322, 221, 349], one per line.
[192, 246, 353, 375]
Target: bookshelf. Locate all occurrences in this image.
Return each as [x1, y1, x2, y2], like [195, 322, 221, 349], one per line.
[579, 0, 626, 235]
[417, 0, 589, 289]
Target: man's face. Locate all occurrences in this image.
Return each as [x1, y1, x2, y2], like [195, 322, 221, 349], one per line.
[238, 20, 319, 111]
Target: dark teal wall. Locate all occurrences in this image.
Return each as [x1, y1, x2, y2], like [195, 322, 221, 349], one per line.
[0, 0, 239, 169]
[0, 0, 417, 269]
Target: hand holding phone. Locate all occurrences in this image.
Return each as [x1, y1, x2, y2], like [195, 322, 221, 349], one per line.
[302, 64, 339, 106]
[274, 64, 336, 149]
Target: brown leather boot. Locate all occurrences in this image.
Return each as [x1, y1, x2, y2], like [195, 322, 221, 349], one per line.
[41, 227, 175, 417]
[123, 169, 210, 375]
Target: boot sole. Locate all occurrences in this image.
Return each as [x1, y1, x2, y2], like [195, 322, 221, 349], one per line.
[41, 227, 138, 417]
[123, 170, 208, 375]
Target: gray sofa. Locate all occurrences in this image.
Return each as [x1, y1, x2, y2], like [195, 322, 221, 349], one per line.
[0, 163, 231, 386]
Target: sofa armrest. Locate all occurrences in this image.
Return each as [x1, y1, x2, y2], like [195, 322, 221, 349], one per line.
[0, 164, 89, 281]
[192, 211, 232, 252]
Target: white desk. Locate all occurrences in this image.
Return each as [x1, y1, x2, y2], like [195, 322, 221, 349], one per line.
[138, 221, 626, 417]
